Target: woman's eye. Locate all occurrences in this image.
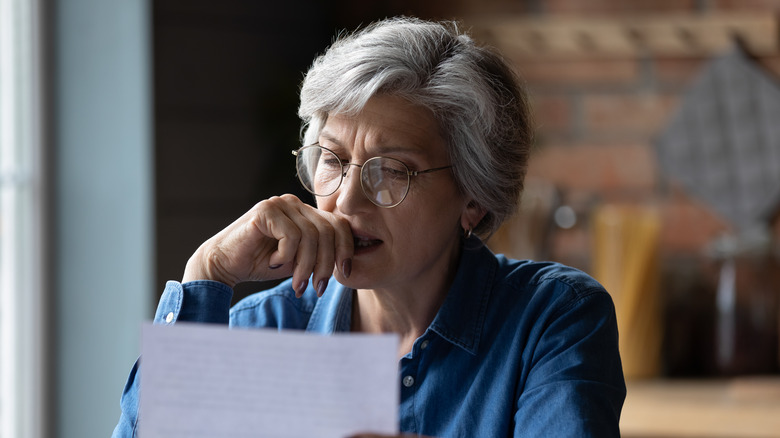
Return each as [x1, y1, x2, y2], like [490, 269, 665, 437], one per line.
[322, 158, 341, 168]
[381, 165, 407, 179]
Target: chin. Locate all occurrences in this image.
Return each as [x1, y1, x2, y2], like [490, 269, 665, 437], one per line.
[333, 270, 380, 291]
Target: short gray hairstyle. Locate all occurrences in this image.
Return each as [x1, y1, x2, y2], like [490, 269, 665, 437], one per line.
[298, 17, 533, 238]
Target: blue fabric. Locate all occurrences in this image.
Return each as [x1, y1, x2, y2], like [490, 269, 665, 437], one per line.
[113, 241, 625, 437]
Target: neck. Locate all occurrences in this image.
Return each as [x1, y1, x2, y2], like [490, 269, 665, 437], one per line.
[351, 244, 462, 358]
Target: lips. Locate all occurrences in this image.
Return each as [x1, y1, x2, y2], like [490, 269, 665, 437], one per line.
[352, 232, 382, 253]
[354, 237, 382, 248]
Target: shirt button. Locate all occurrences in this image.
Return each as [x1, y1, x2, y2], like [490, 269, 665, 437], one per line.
[165, 312, 174, 323]
[402, 375, 415, 387]
[420, 340, 430, 350]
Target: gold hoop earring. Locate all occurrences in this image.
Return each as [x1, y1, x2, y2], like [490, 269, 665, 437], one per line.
[464, 227, 472, 239]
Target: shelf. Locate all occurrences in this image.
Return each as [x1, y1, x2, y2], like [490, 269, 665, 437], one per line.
[468, 14, 779, 58]
[621, 377, 780, 437]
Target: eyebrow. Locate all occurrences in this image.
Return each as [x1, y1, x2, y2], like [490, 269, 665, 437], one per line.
[317, 132, 344, 148]
[318, 132, 425, 157]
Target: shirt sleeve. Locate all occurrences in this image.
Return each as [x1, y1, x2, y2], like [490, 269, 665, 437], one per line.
[111, 280, 234, 438]
[153, 280, 233, 325]
[513, 287, 626, 437]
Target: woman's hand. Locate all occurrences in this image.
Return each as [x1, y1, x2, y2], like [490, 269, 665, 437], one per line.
[182, 194, 354, 297]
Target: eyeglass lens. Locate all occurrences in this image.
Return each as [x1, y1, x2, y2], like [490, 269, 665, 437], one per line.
[295, 145, 410, 207]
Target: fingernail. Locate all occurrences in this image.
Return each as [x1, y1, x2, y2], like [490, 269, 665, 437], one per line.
[341, 259, 352, 278]
[316, 279, 327, 297]
[269, 264, 283, 269]
[296, 279, 308, 297]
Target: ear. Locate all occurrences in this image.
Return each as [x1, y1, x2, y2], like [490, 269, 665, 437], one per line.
[461, 200, 487, 232]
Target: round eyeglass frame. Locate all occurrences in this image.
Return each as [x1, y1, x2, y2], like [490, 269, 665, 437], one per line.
[292, 144, 453, 208]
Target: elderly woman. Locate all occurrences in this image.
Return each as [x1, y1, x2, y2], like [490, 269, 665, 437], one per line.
[113, 17, 625, 437]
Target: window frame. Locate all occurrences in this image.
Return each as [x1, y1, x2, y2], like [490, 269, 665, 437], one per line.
[0, 0, 48, 437]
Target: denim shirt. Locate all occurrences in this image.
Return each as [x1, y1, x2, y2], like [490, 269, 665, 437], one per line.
[113, 242, 625, 437]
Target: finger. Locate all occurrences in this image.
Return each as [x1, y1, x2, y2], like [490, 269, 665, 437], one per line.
[257, 197, 335, 297]
[257, 201, 315, 296]
[290, 219, 319, 298]
[300, 211, 337, 297]
[327, 214, 354, 279]
[253, 202, 300, 270]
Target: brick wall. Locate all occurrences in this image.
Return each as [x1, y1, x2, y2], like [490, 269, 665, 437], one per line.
[451, 1, 780, 273]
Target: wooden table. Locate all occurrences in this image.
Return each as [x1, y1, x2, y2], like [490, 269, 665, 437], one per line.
[621, 377, 780, 437]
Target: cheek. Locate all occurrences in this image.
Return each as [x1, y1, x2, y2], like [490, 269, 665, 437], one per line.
[390, 202, 459, 238]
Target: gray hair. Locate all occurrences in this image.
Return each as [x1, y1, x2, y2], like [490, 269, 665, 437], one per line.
[298, 17, 533, 238]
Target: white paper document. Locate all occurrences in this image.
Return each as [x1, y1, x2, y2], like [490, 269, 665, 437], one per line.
[139, 322, 399, 438]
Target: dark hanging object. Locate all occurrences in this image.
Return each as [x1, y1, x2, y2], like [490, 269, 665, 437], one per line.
[656, 45, 780, 231]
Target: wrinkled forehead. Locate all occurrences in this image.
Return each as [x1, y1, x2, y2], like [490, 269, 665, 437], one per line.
[312, 95, 449, 160]
[304, 94, 448, 150]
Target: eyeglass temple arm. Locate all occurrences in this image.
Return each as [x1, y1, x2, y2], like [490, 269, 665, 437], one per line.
[410, 165, 453, 176]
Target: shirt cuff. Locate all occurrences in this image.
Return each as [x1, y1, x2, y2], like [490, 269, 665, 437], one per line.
[153, 280, 234, 325]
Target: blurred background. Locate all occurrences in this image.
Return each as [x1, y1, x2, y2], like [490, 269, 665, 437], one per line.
[2, 0, 780, 437]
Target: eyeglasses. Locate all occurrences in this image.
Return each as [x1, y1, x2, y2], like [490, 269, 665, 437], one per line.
[292, 144, 453, 208]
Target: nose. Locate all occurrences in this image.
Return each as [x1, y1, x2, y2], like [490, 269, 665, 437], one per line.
[336, 163, 371, 214]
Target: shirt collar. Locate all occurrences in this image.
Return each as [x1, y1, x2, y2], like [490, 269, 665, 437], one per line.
[305, 237, 497, 355]
[305, 282, 353, 333]
[428, 238, 496, 355]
